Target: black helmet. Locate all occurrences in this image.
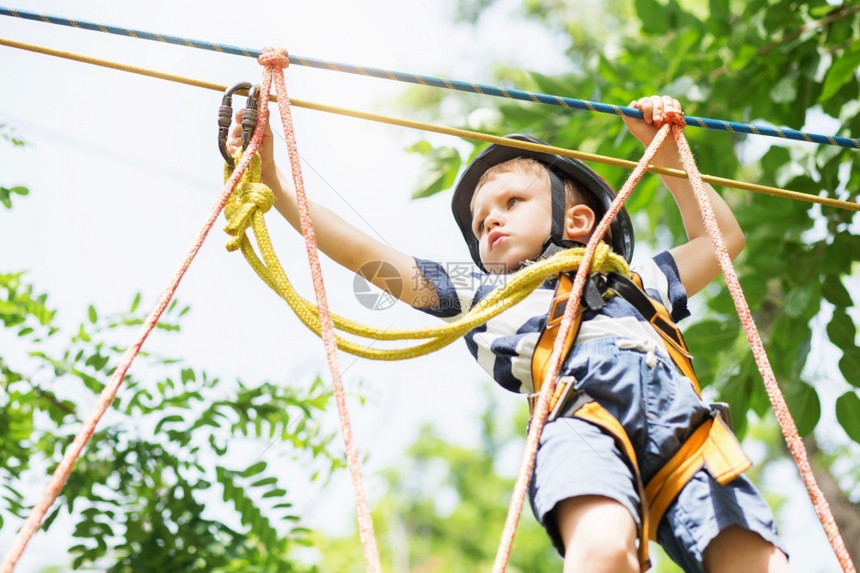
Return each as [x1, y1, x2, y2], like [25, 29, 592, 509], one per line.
[451, 134, 634, 272]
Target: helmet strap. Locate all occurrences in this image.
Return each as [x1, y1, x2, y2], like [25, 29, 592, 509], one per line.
[537, 238, 585, 260]
[547, 167, 567, 245]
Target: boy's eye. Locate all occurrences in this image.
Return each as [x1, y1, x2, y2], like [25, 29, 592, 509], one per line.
[475, 220, 484, 236]
[507, 197, 521, 208]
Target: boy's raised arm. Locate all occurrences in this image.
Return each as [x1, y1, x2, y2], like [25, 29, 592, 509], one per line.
[623, 96, 745, 297]
[227, 112, 439, 310]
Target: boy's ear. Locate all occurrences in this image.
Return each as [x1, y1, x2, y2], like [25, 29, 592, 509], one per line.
[564, 204, 596, 243]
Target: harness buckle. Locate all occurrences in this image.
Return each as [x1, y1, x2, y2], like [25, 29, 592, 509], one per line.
[709, 401, 734, 430]
[527, 376, 578, 421]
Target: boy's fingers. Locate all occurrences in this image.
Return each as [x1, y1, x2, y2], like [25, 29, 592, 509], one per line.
[652, 96, 664, 125]
[639, 97, 654, 124]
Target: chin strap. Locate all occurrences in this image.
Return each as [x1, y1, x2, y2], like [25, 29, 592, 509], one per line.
[547, 167, 567, 244]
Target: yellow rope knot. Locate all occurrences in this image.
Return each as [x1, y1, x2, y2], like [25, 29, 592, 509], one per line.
[223, 152, 274, 252]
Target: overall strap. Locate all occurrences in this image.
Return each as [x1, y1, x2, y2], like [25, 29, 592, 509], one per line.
[606, 272, 702, 396]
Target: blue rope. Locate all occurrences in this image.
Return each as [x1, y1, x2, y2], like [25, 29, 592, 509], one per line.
[3, 6, 858, 150]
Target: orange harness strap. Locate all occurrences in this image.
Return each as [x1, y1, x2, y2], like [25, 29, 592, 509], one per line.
[644, 414, 751, 540]
[572, 400, 652, 571]
[530, 272, 583, 391]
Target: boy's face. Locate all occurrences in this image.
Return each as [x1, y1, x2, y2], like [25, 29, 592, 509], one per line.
[471, 169, 553, 274]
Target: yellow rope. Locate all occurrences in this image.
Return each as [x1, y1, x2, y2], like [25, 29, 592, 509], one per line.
[1, 36, 857, 213]
[223, 153, 629, 359]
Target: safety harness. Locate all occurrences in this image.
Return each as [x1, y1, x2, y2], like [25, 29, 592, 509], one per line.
[529, 271, 751, 571]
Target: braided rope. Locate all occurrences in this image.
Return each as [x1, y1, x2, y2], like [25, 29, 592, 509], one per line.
[223, 154, 630, 359]
[254, 46, 383, 572]
[669, 121, 856, 573]
[0, 71, 271, 573]
[2, 6, 859, 149]
[493, 118, 673, 572]
[2, 36, 858, 214]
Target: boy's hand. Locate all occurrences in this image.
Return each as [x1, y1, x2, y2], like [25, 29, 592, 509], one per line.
[226, 108, 278, 185]
[623, 95, 683, 148]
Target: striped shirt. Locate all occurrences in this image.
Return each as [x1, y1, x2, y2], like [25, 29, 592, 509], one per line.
[414, 251, 690, 394]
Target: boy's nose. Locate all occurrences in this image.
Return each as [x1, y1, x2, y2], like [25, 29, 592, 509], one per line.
[485, 210, 504, 229]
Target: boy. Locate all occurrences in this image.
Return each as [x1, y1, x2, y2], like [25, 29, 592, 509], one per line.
[227, 96, 789, 572]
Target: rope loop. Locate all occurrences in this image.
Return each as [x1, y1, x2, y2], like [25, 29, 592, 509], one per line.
[258, 46, 289, 69]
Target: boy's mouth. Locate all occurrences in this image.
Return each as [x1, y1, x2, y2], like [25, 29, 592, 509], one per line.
[488, 230, 507, 250]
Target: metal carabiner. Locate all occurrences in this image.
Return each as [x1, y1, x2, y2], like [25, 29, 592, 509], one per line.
[217, 82, 261, 167]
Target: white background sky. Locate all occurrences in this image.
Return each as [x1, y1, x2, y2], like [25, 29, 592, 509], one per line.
[0, 0, 845, 571]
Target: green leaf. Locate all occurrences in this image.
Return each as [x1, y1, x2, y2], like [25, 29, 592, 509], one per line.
[820, 41, 860, 102]
[782, 381, 820, 436]
[251, 477, 278, 488]
[839, 347, 860, 387]
[635, 0, 669, 34]
[241, 461, 267, 477]
[130, 292, 141, 313]
[760, 146, 791, 177]
[822, 278, 853, 308]
[707, 0, 730, 34]
[720, 362, 755, 439]
[835, 391, 860, 444]
[827, 309, 856, 348]
[87, 305, 98, 324]
[410, 145, 462, 199]
[154, 414, 184, 434]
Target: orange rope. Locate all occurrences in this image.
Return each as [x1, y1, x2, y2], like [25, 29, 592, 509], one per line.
[492, 119, 672, 572]
[0, 77, 270, 573]
[670, 121, 856, 573]
[256, 47, 381, 572]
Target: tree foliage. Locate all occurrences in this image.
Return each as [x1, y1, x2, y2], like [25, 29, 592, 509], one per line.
[0, 147, 339, 569]
[0, 272, 341, 570]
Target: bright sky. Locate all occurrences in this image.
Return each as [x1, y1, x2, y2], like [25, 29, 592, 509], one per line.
[0, 1, 843, 571]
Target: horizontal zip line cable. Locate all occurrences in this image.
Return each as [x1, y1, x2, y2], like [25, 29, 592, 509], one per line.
[2, 5, 859, 150]
[2, 37, 857, 214]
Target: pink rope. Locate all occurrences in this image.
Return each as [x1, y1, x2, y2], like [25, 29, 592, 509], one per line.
[670, 123, 855, 573]
[493, 124, 672, 572]
[257, 47, 381, 572]
[0, 88, 268, 573]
